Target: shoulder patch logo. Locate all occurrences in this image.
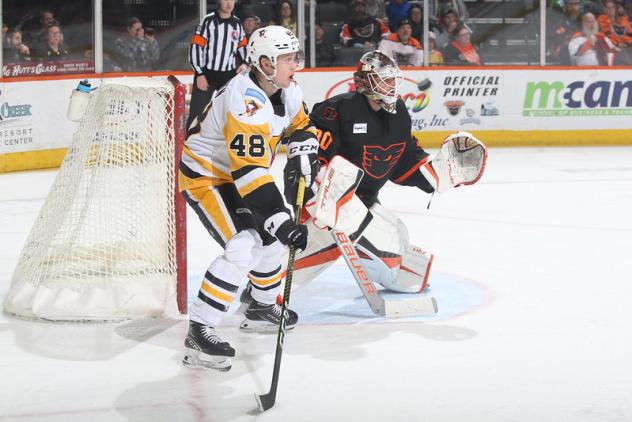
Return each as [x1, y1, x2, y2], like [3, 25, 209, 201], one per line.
[241, 99, 262, 116]
[245, 87, 267, 105]
[323, 106, 337, 120]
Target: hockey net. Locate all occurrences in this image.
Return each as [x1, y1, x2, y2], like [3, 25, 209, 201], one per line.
[3, 76, 187, 321]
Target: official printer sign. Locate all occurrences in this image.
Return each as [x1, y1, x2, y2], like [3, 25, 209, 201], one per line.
[523, 79, 632, 117]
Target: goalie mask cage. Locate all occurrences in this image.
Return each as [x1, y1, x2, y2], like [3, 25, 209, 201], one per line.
[4, 76, 187, 321]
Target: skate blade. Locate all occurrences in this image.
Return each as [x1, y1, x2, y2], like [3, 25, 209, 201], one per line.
[239, 319, 296, 333]
[182, 349, 232, 372]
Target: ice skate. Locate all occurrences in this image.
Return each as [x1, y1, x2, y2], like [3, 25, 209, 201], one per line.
[239, 299, 298, 332]
[182, 321, 235, 372]
[238, 282, 283, 310]
[238, 282, 254, 310]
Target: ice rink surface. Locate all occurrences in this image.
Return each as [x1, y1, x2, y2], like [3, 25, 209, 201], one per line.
[1, 147, 631, 422]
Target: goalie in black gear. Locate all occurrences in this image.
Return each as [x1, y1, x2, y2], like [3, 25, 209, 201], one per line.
[288, 50, 488, 295]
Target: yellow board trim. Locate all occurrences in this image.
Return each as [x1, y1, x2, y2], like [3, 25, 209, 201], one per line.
[412, 129, 632, 148]
[0, 148, 67, 173]
[3, 129, 632, 173]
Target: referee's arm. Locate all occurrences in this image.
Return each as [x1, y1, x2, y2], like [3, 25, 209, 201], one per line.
[189, 16, 212, 76]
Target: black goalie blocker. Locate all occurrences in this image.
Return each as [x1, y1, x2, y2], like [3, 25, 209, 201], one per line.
[283, 130, 320, 205]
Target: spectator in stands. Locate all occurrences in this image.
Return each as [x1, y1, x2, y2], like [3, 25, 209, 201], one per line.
[436, 9, 460, 49]
[2, 22, 9, 45]
[315, 23, 336, 66]
[598, 0, 632, 47]
[379, 19, 423, 66]
[341, 0, 390, 48]
[408, 4, 441, 45]
[34, 9, 56, 45]
[547, 0, 582, 64]
[242, 12, 261, 41]
[114, 17, 160, 72]
[387, 0, 412, 31]
[37, 23, 71, 61]
[5, 30, 32, 63]
[569, 12, 617, 65]
[365, 0, 387, 19]
[431, 0, 470, 24]
[271, 0, 298, 35]
[443, 23, 482, 65]
[428, 31, 445, 65]
[583, 1, 603, 16]
[615, 0, 631, 18]
[2, 23, 10, 58]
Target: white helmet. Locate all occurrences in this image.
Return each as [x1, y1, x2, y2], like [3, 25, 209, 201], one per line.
[247, 26, 304, 83]
[354, 50, 402, 113]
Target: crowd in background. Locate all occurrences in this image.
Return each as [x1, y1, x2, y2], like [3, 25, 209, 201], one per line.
[2, 0, 632, 74]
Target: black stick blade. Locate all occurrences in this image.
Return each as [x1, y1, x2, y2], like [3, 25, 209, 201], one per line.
[256, 392, 276, 412]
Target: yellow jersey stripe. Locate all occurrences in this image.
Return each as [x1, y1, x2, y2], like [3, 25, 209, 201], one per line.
[237, 174, 275, 197]
[187, 186, 235, 241]
[201, 281, 234, 303]
[248, 271, 283, 287]
[183, 145, 231, 180]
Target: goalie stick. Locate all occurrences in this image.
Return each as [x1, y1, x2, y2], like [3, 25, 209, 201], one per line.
[333, 229, 438, 317]
[256, 177, 306, 412]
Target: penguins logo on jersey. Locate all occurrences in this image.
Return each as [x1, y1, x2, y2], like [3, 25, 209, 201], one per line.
[241, 99, 262, 116]
[361, 143, 406, 178]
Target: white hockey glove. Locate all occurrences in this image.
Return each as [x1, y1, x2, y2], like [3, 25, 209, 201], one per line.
[421, 131, 487, 193]
[284, 130, 320, 205]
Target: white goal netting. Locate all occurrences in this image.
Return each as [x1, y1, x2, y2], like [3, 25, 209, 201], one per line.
[4, 77, 185, 321]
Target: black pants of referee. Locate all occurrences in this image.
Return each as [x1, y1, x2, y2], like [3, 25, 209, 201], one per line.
[187, 69, 236, 128]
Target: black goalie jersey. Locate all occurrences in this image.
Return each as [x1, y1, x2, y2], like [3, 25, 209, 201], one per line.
[309, 92, 434, 207]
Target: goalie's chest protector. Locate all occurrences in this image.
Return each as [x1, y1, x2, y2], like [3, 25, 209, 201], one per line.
[313, 93, 411, 202]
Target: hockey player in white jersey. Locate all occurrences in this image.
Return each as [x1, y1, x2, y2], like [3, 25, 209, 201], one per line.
[178, 26, 320, 371]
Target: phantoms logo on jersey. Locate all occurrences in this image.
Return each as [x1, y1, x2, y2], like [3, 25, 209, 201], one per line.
[361, 143, 406, 178]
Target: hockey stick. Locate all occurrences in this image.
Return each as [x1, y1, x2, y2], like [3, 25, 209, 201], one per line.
[333, 229, 438, 317]
[256, 176, 306, 412]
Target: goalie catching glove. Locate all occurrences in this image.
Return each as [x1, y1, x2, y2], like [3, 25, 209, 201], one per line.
[284, 130, 320, 205]
[421, 131, 488, 193]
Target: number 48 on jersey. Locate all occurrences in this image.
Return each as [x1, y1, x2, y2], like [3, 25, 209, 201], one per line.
[230, 133, 266, 157]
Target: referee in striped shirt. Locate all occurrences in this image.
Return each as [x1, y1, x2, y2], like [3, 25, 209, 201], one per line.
[188, 0, 249, 127]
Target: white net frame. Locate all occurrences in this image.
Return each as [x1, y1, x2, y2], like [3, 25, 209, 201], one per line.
[4, 77, 186, 322]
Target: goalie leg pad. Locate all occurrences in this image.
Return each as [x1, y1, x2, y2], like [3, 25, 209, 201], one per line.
[356, 205, 433, 293]
[420, 131, 488, 193]
[390, 245, 433, 293]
